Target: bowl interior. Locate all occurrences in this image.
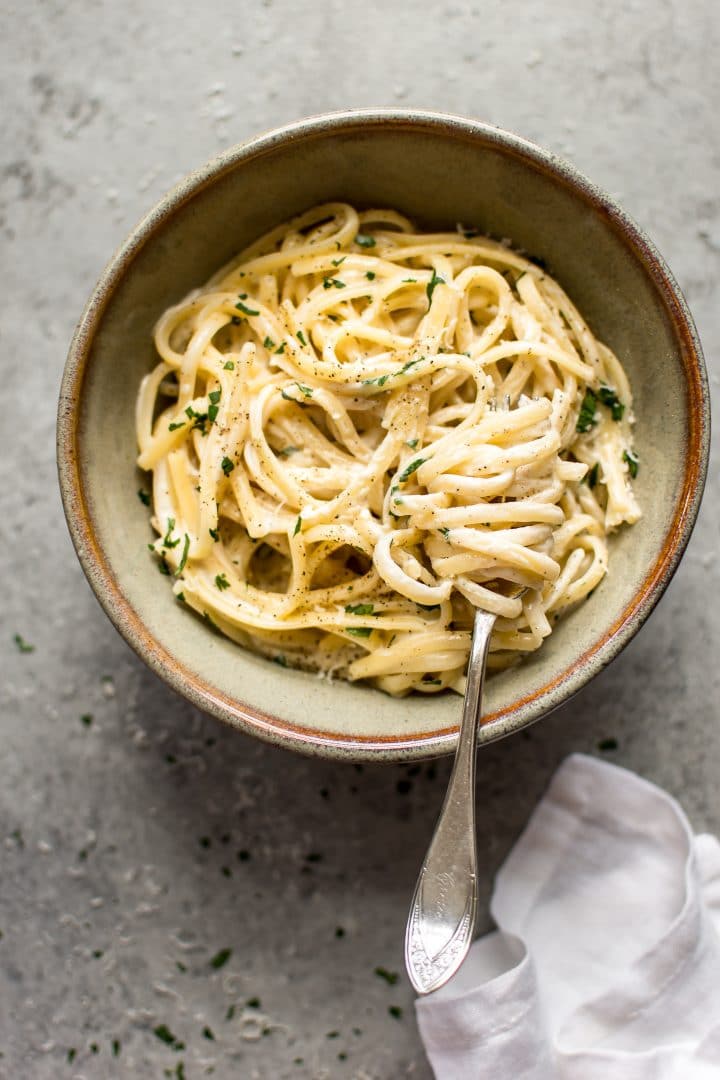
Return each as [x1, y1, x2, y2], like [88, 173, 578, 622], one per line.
[62, 114, 705, 759]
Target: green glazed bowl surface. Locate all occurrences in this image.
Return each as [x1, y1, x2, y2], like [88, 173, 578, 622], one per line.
[57, 110, 710, 761]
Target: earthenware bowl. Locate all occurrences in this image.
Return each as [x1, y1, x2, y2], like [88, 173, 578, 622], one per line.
[57, 110, 710, 761]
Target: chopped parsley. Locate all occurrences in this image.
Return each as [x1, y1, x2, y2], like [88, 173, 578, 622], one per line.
[223, 360, 235, 370]
[346, 627, 372, 638]
[598, 736, 618, 751]
[345, 603, 375, 615]
[598, 384, 625, 421]
[13, 633, 34, 654]
[402, 277, 417, 283]
[209, 528, 220, 541]
[263, 336, 275, 349]
[323, 276, 346, 290]
[210, 947, 232, 970]
[275, 341, 286, 354]
[168, 421, 185, 432]
[426, 267, 445, 306]
[399, 356, 423, 374]
[398, 457, 425, 483]
[374, 966, 399, 985]
[162, 518, 180, 549]
[576, 389, 598, 433]
[331, 256, 346, 267]
[277, 445, 299, 457]
[297, 330, 307, 345]
[623, 449, 639, 478]
[221, 456, 235, 476]
[355, 233, 376, 248]
[282, 382, 313, 400]
[293, 515, 302, 536]
[208, 388, 221, 424]
[175, 534, 190, 576]
[153, 1024, 184, 1050]
[137, 489, 151, 506]
[585, 462, 600, 489]
[215, 573, 230, 591]
[185, 404, 209, 433]
[158, 557, 171, 575]
[362, 373, 390, 388]
[365, 270, 376, 280]
[235, 297, 260, 316]
[406, 438, 419, 449]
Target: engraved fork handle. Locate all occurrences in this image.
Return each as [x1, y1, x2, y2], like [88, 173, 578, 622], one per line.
[404, 608, 496, 995]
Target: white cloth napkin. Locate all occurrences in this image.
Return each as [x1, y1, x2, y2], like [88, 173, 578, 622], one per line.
[415, 753, 720, 1079]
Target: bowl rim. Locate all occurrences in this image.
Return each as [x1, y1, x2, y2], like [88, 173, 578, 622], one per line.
[57, 108, 711, 761]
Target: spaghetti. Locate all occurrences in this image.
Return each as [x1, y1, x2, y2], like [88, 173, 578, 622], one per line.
[136, 203, 640, 696]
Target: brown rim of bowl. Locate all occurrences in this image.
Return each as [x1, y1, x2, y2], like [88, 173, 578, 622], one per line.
[57, 109, 711, 762]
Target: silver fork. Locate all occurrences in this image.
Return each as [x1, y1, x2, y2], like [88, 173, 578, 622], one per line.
[404, 596, 522, 995]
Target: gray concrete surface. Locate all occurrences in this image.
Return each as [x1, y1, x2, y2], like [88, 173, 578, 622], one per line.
[1, 1, 718, 1076]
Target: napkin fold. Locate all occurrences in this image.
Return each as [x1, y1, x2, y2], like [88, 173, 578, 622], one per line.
[416, 754, 720, 1079]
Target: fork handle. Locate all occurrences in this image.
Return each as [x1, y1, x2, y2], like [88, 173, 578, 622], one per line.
[404, 609, 496, 995]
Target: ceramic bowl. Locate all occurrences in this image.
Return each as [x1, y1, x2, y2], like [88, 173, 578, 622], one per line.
[57, 110, 710, 761]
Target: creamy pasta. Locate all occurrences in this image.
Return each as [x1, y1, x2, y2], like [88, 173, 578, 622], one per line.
[136, 202, 640, 696]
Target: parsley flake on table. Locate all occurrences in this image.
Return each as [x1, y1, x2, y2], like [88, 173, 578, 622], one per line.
[374, 966, 399, 985]
[153, 1023, 184, 1050]
[210, 947, 232, 969]
[13, 633, 35, 653]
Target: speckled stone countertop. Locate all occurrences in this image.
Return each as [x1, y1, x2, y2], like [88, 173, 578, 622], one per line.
[1, 1, 718, 1077]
